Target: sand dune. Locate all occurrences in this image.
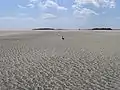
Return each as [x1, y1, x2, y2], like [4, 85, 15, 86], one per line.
[0, 30, 120, 90]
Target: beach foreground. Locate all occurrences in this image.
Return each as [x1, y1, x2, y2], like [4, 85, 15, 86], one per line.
[0, 30, 120, 90]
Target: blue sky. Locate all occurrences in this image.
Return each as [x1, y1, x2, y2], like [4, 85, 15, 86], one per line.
[0, 0, 119, 29]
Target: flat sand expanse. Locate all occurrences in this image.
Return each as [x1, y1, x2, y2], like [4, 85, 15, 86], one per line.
[1, 30, 118, 55]
[0, 30, 120, 90]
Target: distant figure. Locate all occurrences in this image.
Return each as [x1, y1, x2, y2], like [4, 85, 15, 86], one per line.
[62, 36, 64, 40]
[57, 33, 60, 36]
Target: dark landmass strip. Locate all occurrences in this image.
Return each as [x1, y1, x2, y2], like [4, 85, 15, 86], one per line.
[55, 29, 64, 30]
[92, 28, 112, 30]
[32, 28, 55, 30]
[32, 27, 114, 31]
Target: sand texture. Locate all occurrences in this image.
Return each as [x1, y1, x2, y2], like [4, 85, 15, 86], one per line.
[0, 30, 120, 90]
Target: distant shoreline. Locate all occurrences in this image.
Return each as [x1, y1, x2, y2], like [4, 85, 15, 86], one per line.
[0, 30, 120, 36]
[0, 28, 120, 31]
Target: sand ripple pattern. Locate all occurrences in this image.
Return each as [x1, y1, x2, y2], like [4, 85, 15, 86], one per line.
[0, 38, 120, 90]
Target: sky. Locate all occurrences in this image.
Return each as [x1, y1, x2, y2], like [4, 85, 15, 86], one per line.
[0, 0, 119, 29]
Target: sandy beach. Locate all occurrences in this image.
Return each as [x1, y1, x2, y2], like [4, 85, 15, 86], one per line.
[0, 30, 120, 90]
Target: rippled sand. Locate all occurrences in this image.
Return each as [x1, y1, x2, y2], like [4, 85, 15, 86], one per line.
[0, 30, 120, 90]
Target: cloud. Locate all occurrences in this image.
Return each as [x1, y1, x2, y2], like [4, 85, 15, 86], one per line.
[27, 4, 35, 8]
[18, 5, 26, 9]
[73, 0, 116, 8]
[18, 4, 34, 9]
[73, 8, 99, 18]
[17, 0, 67, 21]
[41, 13, 57, 19]
[57, 6, 68, 11]
[100, 0, 116, 8]
[39, 0, 68, 11]
[29, 0, 39, 3]
[17, 0, 68, 11]
[73, 0, 100, 8]
[17, 0, 37, 9]
[72, 1, 99, 19]
[72, 0, 115, 19]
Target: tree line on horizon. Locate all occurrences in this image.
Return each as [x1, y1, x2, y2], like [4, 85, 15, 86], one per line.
[32, 27, 112, 30]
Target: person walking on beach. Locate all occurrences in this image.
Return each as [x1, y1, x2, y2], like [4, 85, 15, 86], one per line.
[62, 36, 64, 40]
